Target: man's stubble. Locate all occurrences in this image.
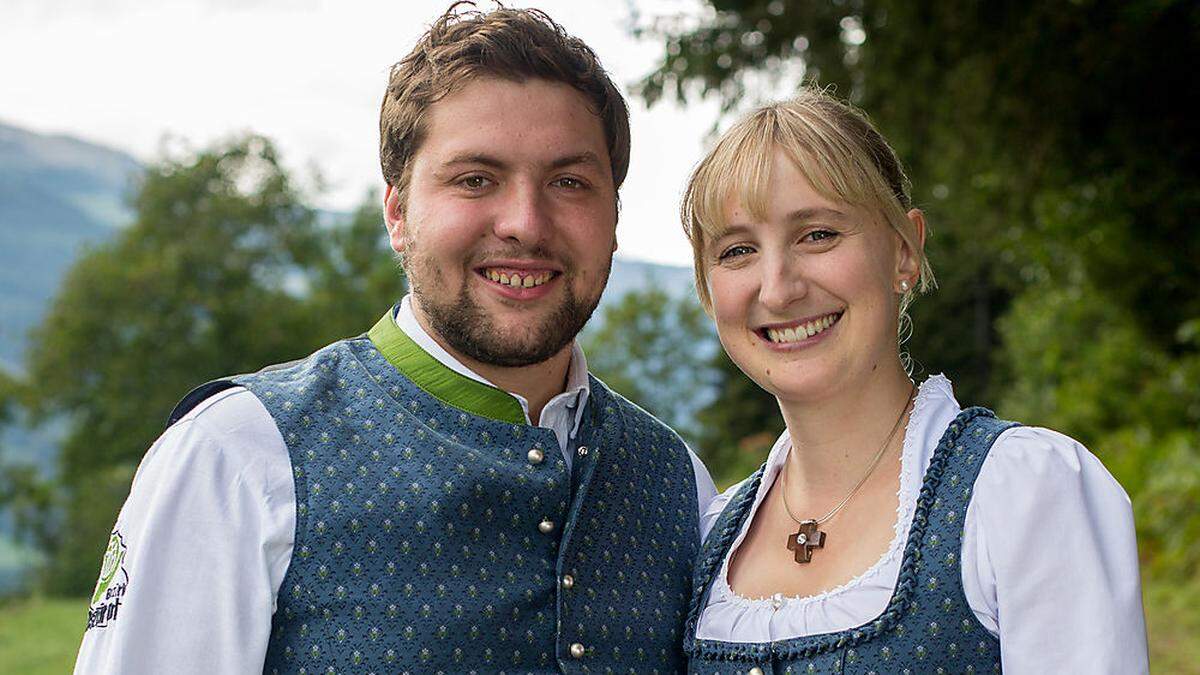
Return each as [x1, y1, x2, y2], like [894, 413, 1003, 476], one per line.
[404, 237, 611, 368]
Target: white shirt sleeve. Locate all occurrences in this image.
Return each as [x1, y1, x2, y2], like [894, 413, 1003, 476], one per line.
[687, 446, 720, 539]
[73, 387, 295, 675]
[961, 426, 1148, 674]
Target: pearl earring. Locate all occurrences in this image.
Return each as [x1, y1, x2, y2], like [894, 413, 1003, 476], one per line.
[899, 279, 910, 292]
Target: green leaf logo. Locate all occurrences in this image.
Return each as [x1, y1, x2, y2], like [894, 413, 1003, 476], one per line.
[91, 532, 126, 605]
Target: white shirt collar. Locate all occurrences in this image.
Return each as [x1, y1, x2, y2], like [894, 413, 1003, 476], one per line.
[394, 294, 591, 435]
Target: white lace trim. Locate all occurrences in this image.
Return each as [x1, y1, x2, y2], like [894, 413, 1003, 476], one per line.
[711, 375, 951, 610]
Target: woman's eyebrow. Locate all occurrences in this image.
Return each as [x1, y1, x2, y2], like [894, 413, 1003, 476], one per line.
[787, 207, 846, 222]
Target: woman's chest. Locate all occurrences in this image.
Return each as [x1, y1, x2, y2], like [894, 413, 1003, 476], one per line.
[726, 472, 901, 600]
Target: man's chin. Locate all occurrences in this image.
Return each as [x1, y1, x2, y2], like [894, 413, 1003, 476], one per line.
[455, 322, 571, 368]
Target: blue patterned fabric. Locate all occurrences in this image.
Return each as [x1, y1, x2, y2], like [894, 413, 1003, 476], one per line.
[178, 332, 699, 673]
[683, 408, 1018, 674]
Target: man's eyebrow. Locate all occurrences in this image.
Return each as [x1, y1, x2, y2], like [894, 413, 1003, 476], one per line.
[549, 151, 604, 171]
[440, 152, 507, 169]
[787, 207, 847, 222]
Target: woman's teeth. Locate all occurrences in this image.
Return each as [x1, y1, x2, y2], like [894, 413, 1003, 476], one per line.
[484, 269, 553, 288]
[765, 313, 840, 344]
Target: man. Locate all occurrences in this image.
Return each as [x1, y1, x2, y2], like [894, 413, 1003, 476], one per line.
[73, 5, 717, 673]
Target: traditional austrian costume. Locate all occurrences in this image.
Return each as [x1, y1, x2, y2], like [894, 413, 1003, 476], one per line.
[685, 376, 1148, 674]
[74, 299, 717, 674]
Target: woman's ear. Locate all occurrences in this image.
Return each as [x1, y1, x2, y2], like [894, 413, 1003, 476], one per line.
[895, 208, 927, 286]
[383, 184, 407, 255]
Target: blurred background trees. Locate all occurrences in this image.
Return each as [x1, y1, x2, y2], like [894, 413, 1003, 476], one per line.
[0, 0, 1196, 667]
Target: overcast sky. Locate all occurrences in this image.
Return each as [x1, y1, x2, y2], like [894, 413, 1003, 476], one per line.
[0, 0, 733, 266]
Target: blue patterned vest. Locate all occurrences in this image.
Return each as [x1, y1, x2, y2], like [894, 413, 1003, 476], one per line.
[170, 312, 700, 673]
[683, 408, 1017, 674]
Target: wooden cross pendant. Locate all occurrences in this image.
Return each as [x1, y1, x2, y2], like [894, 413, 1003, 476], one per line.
[786, 520, 827, 564]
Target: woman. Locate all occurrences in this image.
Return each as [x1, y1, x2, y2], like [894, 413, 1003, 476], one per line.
[680, 90, 1148, 673]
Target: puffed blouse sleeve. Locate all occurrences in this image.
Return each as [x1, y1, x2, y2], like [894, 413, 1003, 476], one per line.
[961, 425, 1149, 674]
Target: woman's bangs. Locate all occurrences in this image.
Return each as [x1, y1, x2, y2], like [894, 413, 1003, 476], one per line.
[692, 119, 778, 242]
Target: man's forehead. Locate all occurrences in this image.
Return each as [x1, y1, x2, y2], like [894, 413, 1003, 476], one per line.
[416, 77, 608, 158]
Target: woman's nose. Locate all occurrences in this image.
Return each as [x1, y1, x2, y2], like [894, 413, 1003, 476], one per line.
[757, 253, 808, 313]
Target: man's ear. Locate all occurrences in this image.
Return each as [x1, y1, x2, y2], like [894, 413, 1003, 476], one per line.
[383, 184, 407, 255]
[895, 208, 927, 283]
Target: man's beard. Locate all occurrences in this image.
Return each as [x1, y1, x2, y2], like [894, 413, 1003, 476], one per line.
[407, 250, 609, 368]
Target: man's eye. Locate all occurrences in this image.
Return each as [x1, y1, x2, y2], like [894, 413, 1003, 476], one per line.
[718, 245, 754, 261]
[553, 176, 587, 190]
[458, 175, 492, 190]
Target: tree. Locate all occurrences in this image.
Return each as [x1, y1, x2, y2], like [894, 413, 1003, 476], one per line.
[583, 287, 717, 444]
[23, 136, 402, 593]
[305, 190, 407, 339]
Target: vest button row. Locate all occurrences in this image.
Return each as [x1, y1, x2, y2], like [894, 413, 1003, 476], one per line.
[538, 519, 556, 534]
[560, 574, 575, 589]
[527, 448, 544, 465]
[569, 642, 586, 659]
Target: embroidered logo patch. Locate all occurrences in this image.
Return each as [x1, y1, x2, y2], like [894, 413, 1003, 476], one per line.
[87, 530, 129, 630]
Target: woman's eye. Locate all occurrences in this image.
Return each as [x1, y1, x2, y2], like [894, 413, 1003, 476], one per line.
[803, 229, 838, 243]
[718, 245, 754, 261]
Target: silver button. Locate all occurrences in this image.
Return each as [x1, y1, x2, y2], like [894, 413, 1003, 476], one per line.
[748, 668, 764, 675]
[577, 445, 589, 456]
[561, 574, 575, 589]
[569, 642, 585, 659]
[527, 448, 544, 465]
[538, 519, 556, 534]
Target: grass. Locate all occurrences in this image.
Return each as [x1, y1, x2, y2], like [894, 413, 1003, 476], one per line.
[1146, 574, 1200, 674]
[0, 596, 85, 674]
[0, 576, 1195, 673]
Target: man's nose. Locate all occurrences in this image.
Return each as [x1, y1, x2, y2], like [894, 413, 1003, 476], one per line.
[757, 253, 808, 313]
[492, 181, 550, 245]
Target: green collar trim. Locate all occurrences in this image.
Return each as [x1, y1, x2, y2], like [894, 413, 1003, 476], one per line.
[367, 311, 526, 425]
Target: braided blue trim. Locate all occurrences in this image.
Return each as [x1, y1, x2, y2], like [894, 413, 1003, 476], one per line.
[684, 407, 1018, 663]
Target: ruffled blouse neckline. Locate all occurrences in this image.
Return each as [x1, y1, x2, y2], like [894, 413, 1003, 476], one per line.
[696, 374, 961, 641]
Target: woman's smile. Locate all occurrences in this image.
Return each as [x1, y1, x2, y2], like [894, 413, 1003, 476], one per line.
[756, 310, 844, 349]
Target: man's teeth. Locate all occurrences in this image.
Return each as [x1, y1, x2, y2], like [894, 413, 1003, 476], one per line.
[765, 313, 839, 343]
[484, 269, 553, 288]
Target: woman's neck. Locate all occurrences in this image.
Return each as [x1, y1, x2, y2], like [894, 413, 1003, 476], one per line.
[777, 360, 916, 502]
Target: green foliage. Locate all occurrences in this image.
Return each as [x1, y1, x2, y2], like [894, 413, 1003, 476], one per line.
[583, 286, 717, 442]
[0, 370, 14, 427]
[20, 136, 402, 594]
[305, 190, 407, 340]
[997, 279, 1200, 577]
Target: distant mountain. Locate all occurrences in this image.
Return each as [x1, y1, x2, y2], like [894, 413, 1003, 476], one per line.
[0, 121, 142, 371]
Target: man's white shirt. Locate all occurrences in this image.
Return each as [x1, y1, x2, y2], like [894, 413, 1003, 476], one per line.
[72, 298, 718, 674]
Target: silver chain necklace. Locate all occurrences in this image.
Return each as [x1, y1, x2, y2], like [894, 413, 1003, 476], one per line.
[781, 381, 916, 564]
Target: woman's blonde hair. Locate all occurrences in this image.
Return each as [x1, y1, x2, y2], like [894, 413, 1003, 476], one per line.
[682, 88, 934, 319]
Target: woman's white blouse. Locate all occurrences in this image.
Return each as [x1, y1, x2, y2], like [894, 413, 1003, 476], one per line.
[694, 375, 1148, 674]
